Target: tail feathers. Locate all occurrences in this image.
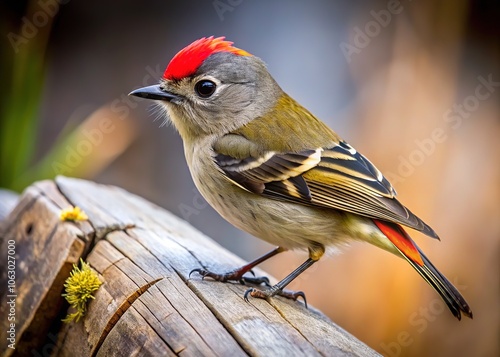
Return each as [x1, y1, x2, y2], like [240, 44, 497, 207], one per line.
[410, 249, 473, 320]
[374, 220, 473, 320]
[374, 220, 424, 266]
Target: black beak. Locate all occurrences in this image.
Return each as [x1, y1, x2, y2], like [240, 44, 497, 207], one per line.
[129, 85, 180, 102]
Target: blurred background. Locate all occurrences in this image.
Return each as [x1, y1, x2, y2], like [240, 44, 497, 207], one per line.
[1, 0, 498, 355]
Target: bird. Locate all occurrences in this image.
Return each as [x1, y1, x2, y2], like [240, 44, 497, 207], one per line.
[129, 36, 473, 320]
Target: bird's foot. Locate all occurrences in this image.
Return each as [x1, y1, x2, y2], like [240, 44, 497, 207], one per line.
[244, 286, 307, 308]
[189, 267, 270, 286]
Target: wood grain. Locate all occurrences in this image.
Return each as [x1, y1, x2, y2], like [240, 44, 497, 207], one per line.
[0, 176, 379, 356]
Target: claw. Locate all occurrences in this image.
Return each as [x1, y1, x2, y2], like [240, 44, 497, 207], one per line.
[243, 287, 271, 302]
[189, 268, 204, 278]
[189, 266, 271, 285]
[242, 286, 307, 307]
[188, 247, 284, 288]
[242, 276, 271, 286]
[281, 289, 308, 308]
[244, 288, 254, 302]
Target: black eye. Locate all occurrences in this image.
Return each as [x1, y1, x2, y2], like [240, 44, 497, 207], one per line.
[195, 80, 216, 98]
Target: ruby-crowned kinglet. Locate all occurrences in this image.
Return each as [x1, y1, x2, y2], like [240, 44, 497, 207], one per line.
[130, 37, 472, 320]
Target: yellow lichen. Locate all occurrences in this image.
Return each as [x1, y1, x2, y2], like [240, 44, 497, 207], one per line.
[60, 206, 88, 221]
[62, 259, 102, 323]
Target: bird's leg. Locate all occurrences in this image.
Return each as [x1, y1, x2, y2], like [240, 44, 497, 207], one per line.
[244, 244, 325, 308]
[190, 246, 285, 286]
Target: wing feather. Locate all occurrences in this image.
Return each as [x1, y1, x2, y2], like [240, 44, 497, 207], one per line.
[213, 136, 438, 239]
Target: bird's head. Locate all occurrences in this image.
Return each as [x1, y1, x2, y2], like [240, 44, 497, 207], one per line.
[130, 37, 282, 141]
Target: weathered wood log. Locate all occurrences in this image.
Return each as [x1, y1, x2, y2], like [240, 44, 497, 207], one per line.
[0, 176, 379, 356]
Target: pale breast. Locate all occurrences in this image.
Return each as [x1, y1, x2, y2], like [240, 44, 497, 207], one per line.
[185, 139, 363, 252]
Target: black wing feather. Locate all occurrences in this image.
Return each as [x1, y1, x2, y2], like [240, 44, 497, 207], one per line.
[214, 139, 439, 239]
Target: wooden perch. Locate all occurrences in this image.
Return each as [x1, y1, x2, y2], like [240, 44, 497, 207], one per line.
[0, 176, 379, 356]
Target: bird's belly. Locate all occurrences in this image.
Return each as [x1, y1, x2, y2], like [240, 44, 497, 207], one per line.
[193, 165, 353, 251]
[185, 140, 386, 253]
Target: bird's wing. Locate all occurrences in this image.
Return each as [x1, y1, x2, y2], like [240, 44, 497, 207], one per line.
[214, 135, 439, 239]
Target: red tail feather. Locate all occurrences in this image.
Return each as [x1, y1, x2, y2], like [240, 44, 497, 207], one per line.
[374, 220, 424, 266]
